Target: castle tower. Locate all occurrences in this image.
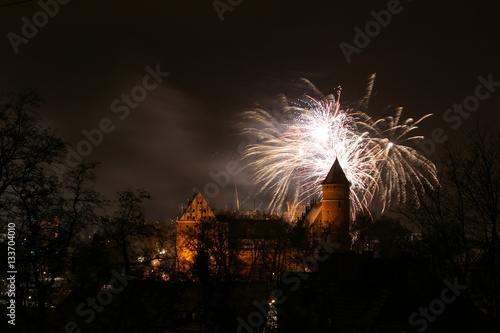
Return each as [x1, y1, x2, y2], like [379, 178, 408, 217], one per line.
[321, 158, 351, 250]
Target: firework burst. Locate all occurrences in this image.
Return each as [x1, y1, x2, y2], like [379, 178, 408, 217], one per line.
[239, 76, 438, 216]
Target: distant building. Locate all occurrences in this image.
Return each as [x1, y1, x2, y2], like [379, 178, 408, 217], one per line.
[175, 158, 352, 276]
[176, 192, 216, 274]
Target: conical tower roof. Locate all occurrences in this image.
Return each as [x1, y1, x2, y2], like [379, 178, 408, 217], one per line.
[322, 158, 350, 185]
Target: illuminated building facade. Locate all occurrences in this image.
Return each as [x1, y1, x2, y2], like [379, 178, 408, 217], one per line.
[175, 159, 351, 276]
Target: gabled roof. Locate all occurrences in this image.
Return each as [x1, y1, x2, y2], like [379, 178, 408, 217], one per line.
[178, 192, 216, 221]
[322, 158, 350, 185]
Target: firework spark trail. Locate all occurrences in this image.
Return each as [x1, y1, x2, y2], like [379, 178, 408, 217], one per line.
[239, 77, 439, 217]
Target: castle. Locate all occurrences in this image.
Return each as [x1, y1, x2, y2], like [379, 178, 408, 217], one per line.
[175, 158, 351, 276]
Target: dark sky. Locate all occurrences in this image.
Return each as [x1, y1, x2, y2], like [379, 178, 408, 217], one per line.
[1, 0, 499, 221]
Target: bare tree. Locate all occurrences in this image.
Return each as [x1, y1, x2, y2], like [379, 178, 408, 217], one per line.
[351, 213, 412, 258]
[97, 189, 167, 277]
[403, 129, 500, 320]
[179, 217, 237, 282]
[0, 90, 64, 198]
[0, 91, 104, 333]
[4, 161, 101, 333]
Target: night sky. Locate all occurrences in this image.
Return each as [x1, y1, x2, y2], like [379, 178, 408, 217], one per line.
[1, 0, 499, 221]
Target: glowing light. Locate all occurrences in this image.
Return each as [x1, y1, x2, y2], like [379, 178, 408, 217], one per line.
[239, 77, 438, 216]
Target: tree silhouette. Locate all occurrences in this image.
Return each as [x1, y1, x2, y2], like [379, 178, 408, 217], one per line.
[0, 90, 104, 332]
[97, 189, 167, 277]
[351, 213, 412, 258]
[404, 129, 500, 320]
